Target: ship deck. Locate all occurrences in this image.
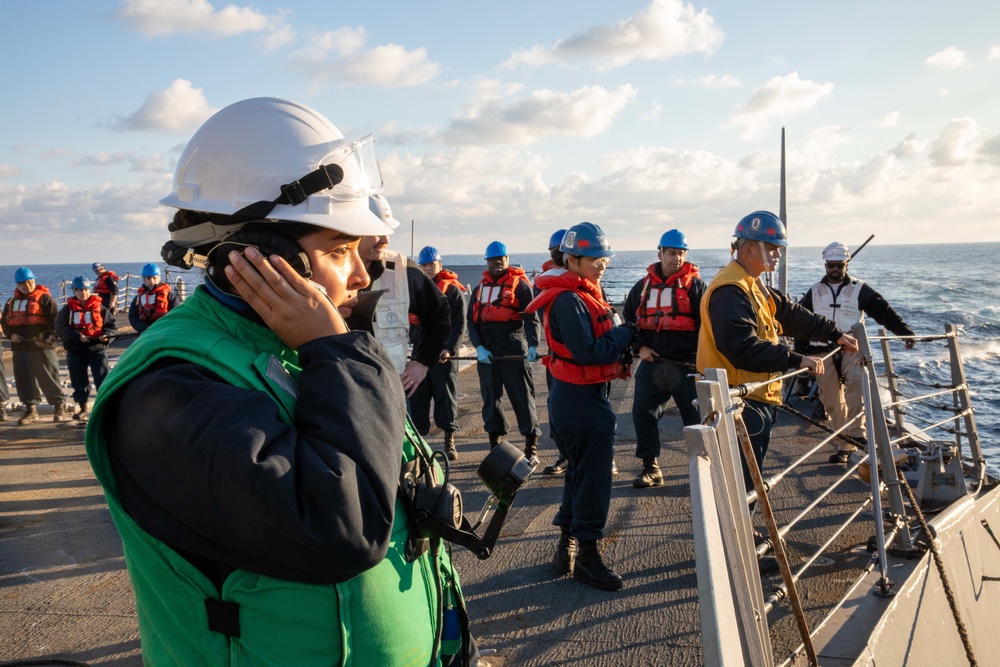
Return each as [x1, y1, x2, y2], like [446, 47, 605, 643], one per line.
[1, 339, 883, 666]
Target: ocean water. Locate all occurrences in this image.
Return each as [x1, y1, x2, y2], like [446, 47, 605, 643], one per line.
[4, 243, 998, 472]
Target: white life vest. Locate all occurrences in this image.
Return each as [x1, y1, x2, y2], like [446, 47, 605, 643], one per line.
[808, 278, 864, 331]
[371, 249, 411, 372]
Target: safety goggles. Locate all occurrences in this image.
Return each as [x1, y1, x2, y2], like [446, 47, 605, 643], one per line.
[325, 134, 383, 202]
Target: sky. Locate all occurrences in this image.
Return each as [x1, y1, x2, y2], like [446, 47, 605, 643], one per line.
[2, 0, 1000, 265]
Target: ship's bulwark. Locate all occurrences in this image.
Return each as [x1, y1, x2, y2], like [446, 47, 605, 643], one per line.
[2, 335, 996, 665]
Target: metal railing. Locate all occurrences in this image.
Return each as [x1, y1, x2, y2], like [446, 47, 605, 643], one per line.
[689, 322, 986, 667]
[51, 271, 189, 319]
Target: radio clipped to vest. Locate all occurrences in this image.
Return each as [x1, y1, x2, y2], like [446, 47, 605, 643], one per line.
[400, 434, 534, 561]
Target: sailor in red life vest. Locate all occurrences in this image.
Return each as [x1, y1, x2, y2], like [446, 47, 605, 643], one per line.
[55, 276, 117, 420]
[623, 229, 706, 489]
[535, 229, 571, 476]
[468, 240, 543, 465]
[92, 262, 120, 314]
[1, 267, 67, 425]
[526, 222, 635, 591]
[128, 263, 179, 335]
[409, 246, 468, 461]
[539, 228, 567, 274]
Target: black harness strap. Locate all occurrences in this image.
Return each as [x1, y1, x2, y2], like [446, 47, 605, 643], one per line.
[204, 598, 241, 637]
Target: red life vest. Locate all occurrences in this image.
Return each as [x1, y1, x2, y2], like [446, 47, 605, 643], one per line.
[472, 267, 527, 324]
[635, 262, 699, 332]
[67, 295, 105, 338]
[136, 283, 172, 323]
[527, 269, 628, 384]
[95, 271, 119, 295]
[5, 285, 52, 327]
[540, 259, 558, 272]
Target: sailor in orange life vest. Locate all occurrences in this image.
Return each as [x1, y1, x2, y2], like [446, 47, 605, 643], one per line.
[796, 241, 916, 463]
[409, 246, 468, 461]
[623, 229, 706, 489]
[697, 212, 858, 575]
[128, 263, 179, 335]
[537, 229, 571, 476]
[1, 267, 68, 425]
[468, 240, 543, 465]
[348, 198, 450, 399]
[526, 222, 635, 591]
[92, 262, 120, 314]
[54, 276, 117, 421]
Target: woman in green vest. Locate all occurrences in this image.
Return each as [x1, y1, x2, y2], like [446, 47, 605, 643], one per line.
[85, 98, 476, 666]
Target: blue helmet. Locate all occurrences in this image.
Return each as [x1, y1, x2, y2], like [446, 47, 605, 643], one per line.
[733, 211, 788, 247]
[658, 229, 689, 250]
[141, 263, 161, 278]
[417, 246, 442, 265]
[548, 229, 567, 250]
[71, 276, 90, 291]
[14, 267, 35, 283]
[560, 222, 614, 258]
[92, 262, 104, 272]
[485, 241, 508, 259]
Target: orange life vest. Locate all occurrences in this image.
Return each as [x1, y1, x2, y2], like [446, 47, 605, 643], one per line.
[635, 262, 699, 332]
[67, 295, 105, 338]
[527, 269, 628, 385]
[5, 285, 52, 327]
[136, 283, 172, 323]
[95, 271, 119, 295]
[472, 268, 527, 324]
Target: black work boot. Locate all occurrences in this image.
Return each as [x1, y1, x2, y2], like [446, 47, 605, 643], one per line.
[443, 430, 458, 461]
[633, 457, 663, 488]
[542, 455, 567, 475]
[554, 525, 577, 577]
[488, 433, 502, 450]
[0, 405, 6, 422]
[524, 433, 540, 466]
[73, 401, 89, 421]
[18, 405, 39, 426]
[52, 404, 68, 422]
[574, 540, 623, 591]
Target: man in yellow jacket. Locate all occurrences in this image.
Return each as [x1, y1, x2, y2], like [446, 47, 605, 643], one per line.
[698, 211, 858, 571]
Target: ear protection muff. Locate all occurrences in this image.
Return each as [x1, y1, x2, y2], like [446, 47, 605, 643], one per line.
[212, 228, 313, 280]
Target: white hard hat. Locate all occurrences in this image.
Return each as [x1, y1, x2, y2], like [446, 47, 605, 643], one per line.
[822, 242, 851, 262]
[160, 97, 393, 239]
[369, 194, 401, 230]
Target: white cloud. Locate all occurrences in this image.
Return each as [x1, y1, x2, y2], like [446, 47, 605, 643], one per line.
[117, 0, 270, 37]
[639, 101, 662, 122]
[989, 45, 1000, 61]
[112, 79, 217, 134]
[874, 110, 900, 128]
[890, 133, 928, 159]
[675, 74, 742, 88]
[0, 164, 22, 178]
[503, 0, 723, 71]
[443, 84, 637, 145]
[727, 73, 834, 141]
[925, 46, 968, 69]
[930, 117, 980, 166]
[293, 29, 440, 88]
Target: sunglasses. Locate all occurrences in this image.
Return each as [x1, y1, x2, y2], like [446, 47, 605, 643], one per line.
[826, 262, 847, 269]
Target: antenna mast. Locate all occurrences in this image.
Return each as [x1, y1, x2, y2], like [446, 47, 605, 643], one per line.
[777, 127, 788, 295]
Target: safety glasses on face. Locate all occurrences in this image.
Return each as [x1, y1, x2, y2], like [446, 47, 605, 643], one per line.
[326, 134, 383, 202]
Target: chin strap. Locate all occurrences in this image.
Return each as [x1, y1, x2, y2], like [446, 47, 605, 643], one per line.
[231, 163, 344, 222]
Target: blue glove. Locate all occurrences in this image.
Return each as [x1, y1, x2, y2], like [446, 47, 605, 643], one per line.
[527, 346, 539, 362]
[476, 346, 493, 364]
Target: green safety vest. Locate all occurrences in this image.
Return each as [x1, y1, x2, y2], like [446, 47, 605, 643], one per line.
[86, 287, 463, 666]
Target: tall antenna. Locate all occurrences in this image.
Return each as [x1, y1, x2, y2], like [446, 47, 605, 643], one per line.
[777, 127, 788, 295]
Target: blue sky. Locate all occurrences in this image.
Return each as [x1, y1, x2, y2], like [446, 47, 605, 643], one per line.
[2, 0, 999, 265]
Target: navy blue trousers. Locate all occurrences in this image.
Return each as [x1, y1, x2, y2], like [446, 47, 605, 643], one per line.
[631, 360, 701, 460]
[477, 359, 540, 437]
[550, 379, 616, 542]
[66, 350, 109, 406]
[409, 359, 460, 435]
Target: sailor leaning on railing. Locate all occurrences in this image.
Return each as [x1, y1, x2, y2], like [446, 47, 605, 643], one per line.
[696, 210, 859, 575]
